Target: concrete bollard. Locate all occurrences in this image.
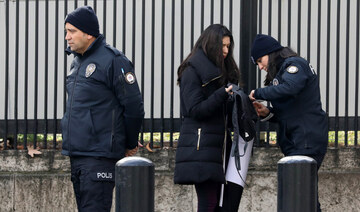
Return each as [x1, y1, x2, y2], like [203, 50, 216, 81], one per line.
[115, 156, 154, 212]
[277, 155, 317, 212]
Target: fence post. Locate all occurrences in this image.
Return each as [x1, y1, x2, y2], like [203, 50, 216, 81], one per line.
[240, 0, 258, 94]
[277, 155, 317, 212]
[115, 156, 154, 212]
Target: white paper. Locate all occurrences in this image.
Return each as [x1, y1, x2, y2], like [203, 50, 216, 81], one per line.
[225, 136, 253, 187]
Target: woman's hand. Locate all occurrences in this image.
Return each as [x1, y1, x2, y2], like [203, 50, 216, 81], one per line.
[249, 90, 256, 101]
[225, 85, 233, 94]
[253, 101, 270, 117]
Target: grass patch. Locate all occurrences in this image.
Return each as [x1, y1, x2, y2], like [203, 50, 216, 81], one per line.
[2, 131, 358, 150]
[0, 134, 63, 150]
[260, 131, 358, 147]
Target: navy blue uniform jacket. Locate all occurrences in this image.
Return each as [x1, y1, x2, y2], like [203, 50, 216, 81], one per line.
[61, 35, 144, 159]
[254, 57, 328, 156]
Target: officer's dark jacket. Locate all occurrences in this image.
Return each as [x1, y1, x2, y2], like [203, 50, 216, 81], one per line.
[174, 49, 232, 184]
[254, 56, 328, 156]
[61, 35, 144, 159]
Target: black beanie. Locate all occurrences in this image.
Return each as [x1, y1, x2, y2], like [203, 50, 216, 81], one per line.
[250, 34, 283, 64]
[65, 6, 100, 37]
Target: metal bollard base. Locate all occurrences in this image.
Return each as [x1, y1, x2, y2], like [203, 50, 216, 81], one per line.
[277, 156, 317, 212]
[115, 156, 154, 212]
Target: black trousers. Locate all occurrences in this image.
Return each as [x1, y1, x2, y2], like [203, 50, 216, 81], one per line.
[70, 156, 118, 212]
[221, 182, 244, 212]
[195, 181, 244, 212]
[195, 181, 221, 212]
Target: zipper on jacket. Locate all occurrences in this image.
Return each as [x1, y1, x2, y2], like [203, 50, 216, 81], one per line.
[202, 75, 222, 87]
[222, 108, 228, 183]
[68, 63, 82, 154]
[110, 109, 115, 151]
[197, 128, 202, 150]
[223, 127, 228, 186]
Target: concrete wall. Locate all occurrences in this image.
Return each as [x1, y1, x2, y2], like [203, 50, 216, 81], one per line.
[0, 147, 359, 212]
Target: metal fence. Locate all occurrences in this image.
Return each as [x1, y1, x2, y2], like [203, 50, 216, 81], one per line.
[256, 0, 360, 147]
[0, 0, 359, 149]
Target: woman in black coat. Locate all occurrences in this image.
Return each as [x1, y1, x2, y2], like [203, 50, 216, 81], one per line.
[174, 24, 242, 212]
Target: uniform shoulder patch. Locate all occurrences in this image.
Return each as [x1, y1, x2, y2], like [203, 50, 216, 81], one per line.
[125, 72, 136, 84]
[286, 66, 298, 74]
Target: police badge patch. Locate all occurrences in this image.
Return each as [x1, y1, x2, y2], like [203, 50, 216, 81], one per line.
[125, 72, 136, 84]
[85, 63, 96, 78]
[287, 66, 298, 74]
[273, 78, 279, 86]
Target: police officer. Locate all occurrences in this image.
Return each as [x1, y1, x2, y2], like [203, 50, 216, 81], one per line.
[249, 34, 328, 212]
[61, 6, 144, 211]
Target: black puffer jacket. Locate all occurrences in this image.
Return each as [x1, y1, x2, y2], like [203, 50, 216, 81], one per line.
[174, 49, 232, 185]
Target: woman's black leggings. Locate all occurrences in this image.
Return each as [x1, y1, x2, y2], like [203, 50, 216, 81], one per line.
[195, 181, 221, 212]
[221, 182, 244, 212]
[194, 181, 244, 212]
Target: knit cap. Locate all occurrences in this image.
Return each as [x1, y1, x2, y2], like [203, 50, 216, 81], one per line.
[65, 6, 99, 37]
[250, 34, 283, 64]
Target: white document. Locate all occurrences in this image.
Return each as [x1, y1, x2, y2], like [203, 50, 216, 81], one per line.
[225, 136, 253, 187]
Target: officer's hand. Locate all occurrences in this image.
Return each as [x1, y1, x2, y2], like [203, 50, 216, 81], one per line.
[125, 146, 138, 157]
[249, 90, 256, 101]
[253, 101, 270, 117]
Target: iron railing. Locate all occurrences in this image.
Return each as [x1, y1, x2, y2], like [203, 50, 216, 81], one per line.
[0, 0, 359, 149]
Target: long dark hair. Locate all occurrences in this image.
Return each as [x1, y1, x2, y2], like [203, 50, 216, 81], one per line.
[177, 24, 240, 86]
[264, 47, 298, 86]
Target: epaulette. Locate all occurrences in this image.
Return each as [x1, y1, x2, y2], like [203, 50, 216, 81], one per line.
[104, 44, 121, 56]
